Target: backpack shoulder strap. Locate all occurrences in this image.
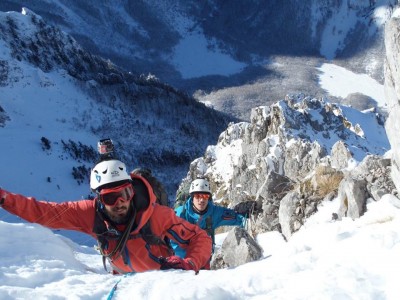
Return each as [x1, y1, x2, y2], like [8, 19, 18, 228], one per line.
[205, 215, 213, 236]
[140, 220, 164, 245]
[139, 219, 173, 250]
[205, 215, 215, 251]
[180, 205, 187, 218]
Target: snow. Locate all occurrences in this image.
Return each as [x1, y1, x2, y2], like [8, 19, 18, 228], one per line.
[1, 194, 400, 299]
[320, 1, 359, 60]
[0, 64, 98, 200]
[373, 1, 400, 26]
[318, 63, 386, 107]
[206, 137, 242, 185]
[171, 31, 246, 79]
[319, 1, 395, 59]
[393, 7, 400, 18]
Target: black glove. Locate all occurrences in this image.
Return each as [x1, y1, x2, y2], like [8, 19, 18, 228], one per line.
[159, 256, 197, 271]
[233, 201, 257, 217]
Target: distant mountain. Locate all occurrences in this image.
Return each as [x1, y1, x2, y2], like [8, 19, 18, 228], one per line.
[1, 0, 398, 120]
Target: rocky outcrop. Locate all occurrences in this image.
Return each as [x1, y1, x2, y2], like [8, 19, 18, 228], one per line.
[337, 177, 368, 219]
[331, 140, 353, 169]
[337, 155, 396, 219]
[384, 17, 400, 192]
[210, 227, 263, 269]
[180, 95, 393, 243]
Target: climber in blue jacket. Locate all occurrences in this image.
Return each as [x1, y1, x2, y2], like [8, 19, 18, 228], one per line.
[172, 178, 249, 269]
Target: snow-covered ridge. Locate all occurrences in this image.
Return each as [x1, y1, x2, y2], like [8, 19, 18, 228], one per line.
[190, 96, 389, 199]
[276, 98, 389, 161]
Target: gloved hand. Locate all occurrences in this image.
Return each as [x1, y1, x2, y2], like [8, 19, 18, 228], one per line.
[159, 256, 196, 271]
[233, 200, 258, 217]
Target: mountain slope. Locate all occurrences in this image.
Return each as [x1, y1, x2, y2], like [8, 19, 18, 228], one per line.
[0, 8, 233, 201]
[1, 1, 396, 89]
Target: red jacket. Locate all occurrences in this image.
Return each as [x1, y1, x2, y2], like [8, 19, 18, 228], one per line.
[0, 175, 212, 273]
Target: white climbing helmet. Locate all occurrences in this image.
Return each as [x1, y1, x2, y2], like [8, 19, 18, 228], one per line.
[90, 159, 131, 191]
[189, 178, 211, 194]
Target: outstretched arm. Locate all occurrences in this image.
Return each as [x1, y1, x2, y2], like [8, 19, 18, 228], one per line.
[212, 205, 247, 229]
[0, 188, 95, 234]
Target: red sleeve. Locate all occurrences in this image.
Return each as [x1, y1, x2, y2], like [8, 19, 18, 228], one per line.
[0, 189, 95, 235]
[150, 205, 212, 271]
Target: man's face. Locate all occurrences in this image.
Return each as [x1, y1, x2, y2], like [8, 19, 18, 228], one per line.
[103, 198, 133, 224]
[99, 183, 134, 224]
[192, 193, 210, 212]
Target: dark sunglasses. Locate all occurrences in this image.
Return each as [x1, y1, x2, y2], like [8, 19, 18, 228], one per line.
[99, 183, 134, 206]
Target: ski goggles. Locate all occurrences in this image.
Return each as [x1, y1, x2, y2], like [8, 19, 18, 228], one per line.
[99, 182, 134, 206]
[193, 193, 210, 200]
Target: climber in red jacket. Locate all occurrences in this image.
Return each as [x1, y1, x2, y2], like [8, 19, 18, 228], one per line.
[0, 158, 212, 274]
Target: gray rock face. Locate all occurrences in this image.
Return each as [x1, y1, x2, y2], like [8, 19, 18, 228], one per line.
[349, 155, 395, 199]
[284, 140, 326, 180]
[331, 140, 353, 169]
[278, 190, 302, 240]
[337, 177, 368, 219]
[210, 227, 263, 269]
[384, 17, 400, 192]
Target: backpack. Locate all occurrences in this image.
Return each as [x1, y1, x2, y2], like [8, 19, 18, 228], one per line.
[131, 167, 169, 207]
[129, 171, 172, 247]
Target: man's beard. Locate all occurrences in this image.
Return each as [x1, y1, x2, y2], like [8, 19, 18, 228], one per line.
[108, 204, 134, 224]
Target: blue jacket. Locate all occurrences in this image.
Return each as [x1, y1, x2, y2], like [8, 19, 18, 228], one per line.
[172, 197, 246, 258]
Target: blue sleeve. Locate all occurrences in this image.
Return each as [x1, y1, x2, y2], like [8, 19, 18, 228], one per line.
[170, 239, 187, 258]
[212, 206, 246, 229]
